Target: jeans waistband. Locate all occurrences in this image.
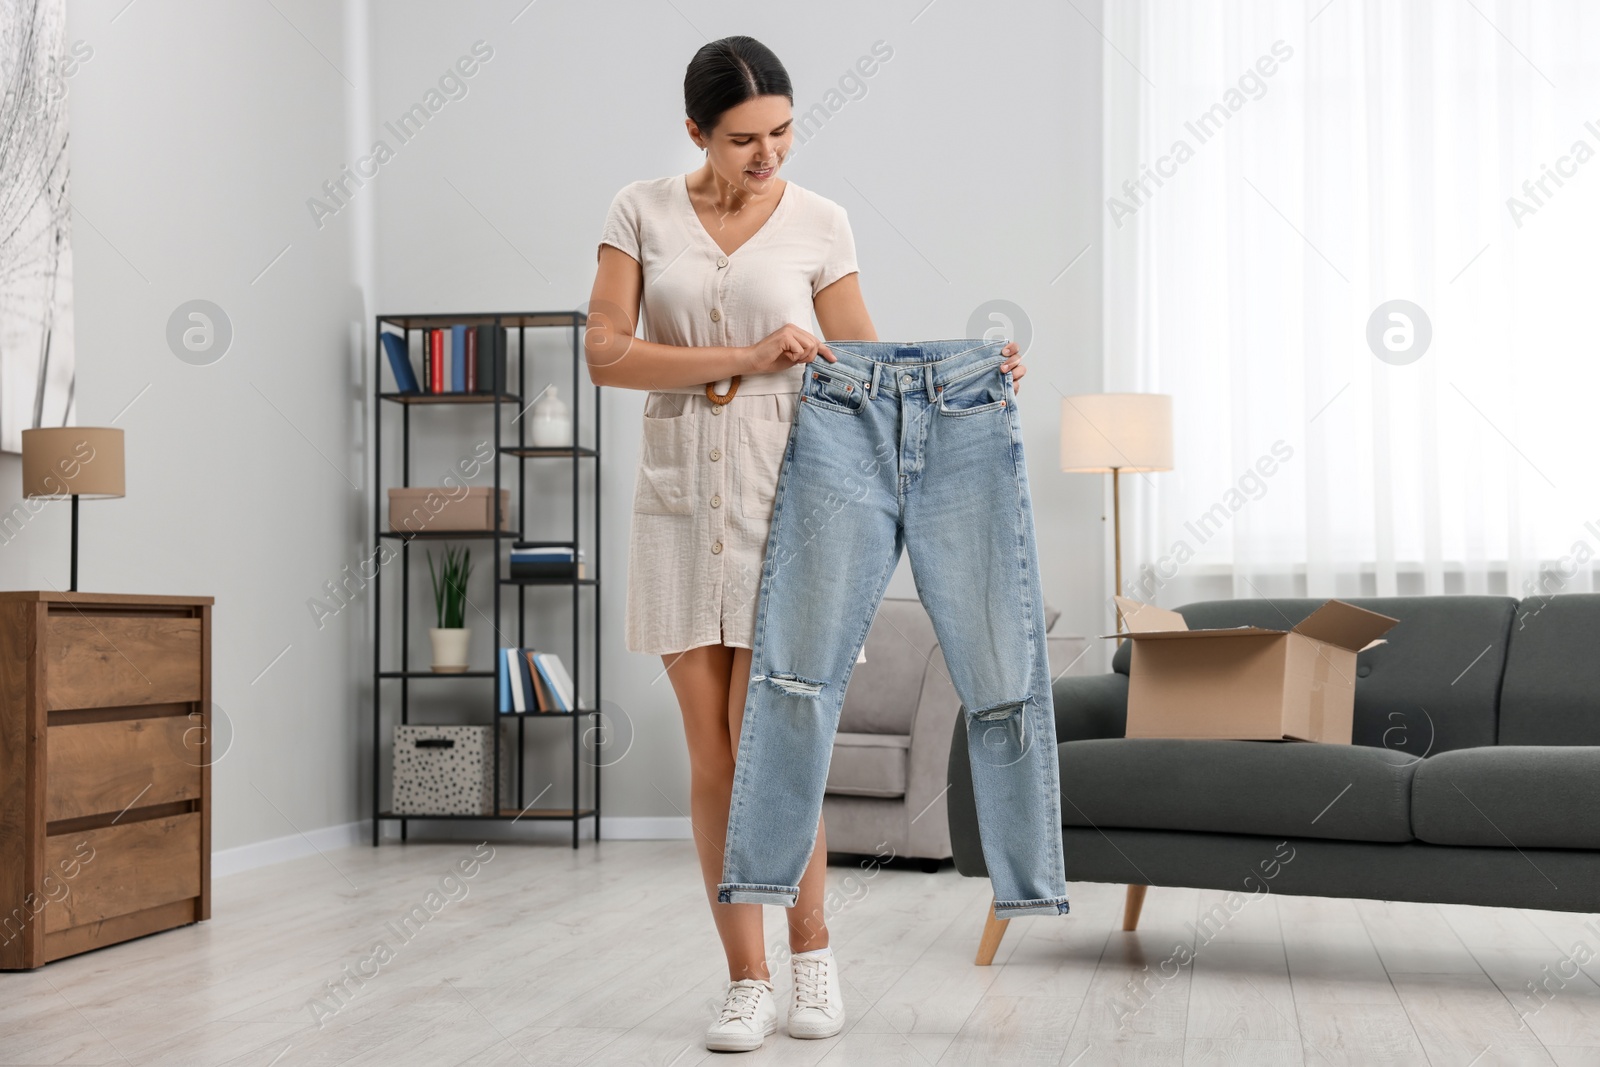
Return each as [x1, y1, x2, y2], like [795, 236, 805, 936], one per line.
[819, 338, 1008, 398]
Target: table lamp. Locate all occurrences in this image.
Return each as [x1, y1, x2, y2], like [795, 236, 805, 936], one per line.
[1059, 393, 1173, 633]
[21, 427, 126, 592]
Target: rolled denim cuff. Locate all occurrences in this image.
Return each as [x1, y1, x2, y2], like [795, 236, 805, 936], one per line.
[993, 896, 1072, 918]
[717, 882, 800, 907]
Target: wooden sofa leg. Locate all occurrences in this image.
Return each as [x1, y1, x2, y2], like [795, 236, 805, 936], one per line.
[1123, 884, 1148, 931]
[975, 896, 1009, 966]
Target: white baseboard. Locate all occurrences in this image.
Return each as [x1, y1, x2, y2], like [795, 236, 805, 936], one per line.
[213, 815, 692, 878]
[213, 820, 367, 879]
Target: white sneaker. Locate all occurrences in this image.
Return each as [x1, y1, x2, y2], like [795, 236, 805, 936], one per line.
[705, 977, 777, 1052]
[787, 949, 845, 1039]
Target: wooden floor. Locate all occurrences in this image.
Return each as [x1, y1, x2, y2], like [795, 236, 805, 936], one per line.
[3, 838, 1599, 1065]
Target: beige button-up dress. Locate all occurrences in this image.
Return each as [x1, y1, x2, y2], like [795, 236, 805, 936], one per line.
[598, 174, 859, 655]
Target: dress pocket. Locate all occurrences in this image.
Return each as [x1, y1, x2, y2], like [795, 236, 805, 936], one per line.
[633, 410, 694, 515]
[739, 416, 793, 521]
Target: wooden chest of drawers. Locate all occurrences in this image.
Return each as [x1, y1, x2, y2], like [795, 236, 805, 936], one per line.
[0, 592, 213, 970]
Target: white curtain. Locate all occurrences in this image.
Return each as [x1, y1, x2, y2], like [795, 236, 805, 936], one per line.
[1102, 0, 1600, 606]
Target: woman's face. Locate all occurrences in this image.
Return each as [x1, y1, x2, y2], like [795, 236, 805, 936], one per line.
[693, 94, 793, 193]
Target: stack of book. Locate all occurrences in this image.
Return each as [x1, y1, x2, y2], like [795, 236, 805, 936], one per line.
[499, 648, 576, 713]
[509, 544, 587, 581]
[380, 325, 509, 395]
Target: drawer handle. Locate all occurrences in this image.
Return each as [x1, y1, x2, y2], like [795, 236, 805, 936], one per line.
[414, 738, 456, 749]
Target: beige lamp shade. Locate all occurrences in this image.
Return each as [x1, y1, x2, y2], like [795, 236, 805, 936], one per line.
[1059, 393, 1173, 473]
[21, 428, 126, 498]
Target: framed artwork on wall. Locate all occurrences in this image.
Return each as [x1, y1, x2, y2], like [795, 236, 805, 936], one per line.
[0, 0, 77, 455]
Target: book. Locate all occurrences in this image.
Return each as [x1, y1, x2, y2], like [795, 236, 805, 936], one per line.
[451, 325, 467, 392]
[498, 644, 510, 711]
[429, 329, 445, 394]
[515, 648, 536, 712]
[509, 561, 587, 581]
[503, 646, 526, 712]
[534, 653, 575, 711]
[524, 649, 552, 711]
[464, 328, 479, 392]
[509, 546, 585, 566]
[380, 331, 420, 393]
[474, 324, 507, 394]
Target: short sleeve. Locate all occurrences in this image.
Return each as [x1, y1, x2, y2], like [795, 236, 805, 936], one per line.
[598, 184, 641, 263]
[812, 202, 859, 296]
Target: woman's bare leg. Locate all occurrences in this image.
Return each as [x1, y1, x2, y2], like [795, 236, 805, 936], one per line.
[728, 646, 830, 955]
[663, 644, 769, 982]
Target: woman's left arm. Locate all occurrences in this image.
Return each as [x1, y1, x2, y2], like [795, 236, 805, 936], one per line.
[813, 273, 1027, 394]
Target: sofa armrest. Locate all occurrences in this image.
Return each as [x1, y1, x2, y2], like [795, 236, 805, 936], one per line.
[1055, 673, 1130, 743]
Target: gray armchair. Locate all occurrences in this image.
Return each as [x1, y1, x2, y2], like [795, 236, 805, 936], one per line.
[823, 596, 1068, 866]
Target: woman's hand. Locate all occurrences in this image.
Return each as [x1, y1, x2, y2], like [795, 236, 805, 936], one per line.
[745, 324, 836, 376]
[1000, 341, 1027, 396]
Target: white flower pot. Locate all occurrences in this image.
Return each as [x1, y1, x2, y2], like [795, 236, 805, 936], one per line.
[429, 627, 471, 673]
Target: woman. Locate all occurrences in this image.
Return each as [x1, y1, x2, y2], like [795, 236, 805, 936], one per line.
[586, 36, 1027, 1053]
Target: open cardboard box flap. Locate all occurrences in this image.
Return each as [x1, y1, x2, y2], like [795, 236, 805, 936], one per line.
[1288, 598, 1399, 651]
[1107, 595, 1397, 651]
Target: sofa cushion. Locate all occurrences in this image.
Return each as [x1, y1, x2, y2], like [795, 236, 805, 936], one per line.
[1411, 746, 1600, 849]
[840, 598, 1060, 736]
[1111, 596, 1515, 754]
[1499, 594, 1600, 746]
[827, 732, 911, 798]
[1059, 738, 1421, 842]
[839, 599, 938, 736]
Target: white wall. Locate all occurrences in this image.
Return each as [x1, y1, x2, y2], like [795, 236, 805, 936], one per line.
[9, 0, 1103, 858]
[0, 1, 367, 855]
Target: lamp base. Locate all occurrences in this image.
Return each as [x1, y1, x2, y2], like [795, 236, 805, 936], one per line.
[70, 495, 79, 593]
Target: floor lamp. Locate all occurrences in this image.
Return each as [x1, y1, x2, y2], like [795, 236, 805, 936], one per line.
[1059, 393, 1172, 933]
[1059, 393, 1174, 623]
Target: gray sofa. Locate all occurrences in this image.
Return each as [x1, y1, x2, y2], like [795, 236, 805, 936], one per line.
[823, 597, 1067, 867]
[948, 594, 1600, 960]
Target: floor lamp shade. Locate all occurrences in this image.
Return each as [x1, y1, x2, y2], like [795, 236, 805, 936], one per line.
[1058, 394, 1173, 643]
[21, 428, 126, 499]
[1058, 393, 1173, 474]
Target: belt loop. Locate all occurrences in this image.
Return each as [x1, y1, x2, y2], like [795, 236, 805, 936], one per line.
[869, 361, 880, 400]
[923, 361, 934, 397]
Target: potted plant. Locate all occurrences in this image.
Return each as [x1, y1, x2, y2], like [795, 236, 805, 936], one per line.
[427, 544, 473, 673]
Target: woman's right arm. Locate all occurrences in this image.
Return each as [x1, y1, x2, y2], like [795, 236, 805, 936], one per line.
[586, 245, 834, 390]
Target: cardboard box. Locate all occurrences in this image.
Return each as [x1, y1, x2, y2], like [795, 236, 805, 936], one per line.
[388, 486, 511, 534]
[1104, 596, 1399, 744]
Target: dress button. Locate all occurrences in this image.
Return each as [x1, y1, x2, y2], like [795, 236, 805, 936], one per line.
[901, 374, 912, 386]
[712, 404, 722, 415]
[710, 447, 721, 461]
[710, 308, 722, 322]
[717, 255, 729, 267]
[711, 494, 721, 507]
[712, 540, 723, 554]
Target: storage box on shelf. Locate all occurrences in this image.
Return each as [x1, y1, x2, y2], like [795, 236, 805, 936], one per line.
[388, 487, 512, 534]
[371, 311, 603, 847]
[0, 591, 213, 970]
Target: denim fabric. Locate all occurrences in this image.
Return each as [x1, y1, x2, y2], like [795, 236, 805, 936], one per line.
[716, 338, 1070, 917]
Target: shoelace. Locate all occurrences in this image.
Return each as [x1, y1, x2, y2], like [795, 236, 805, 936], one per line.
[718, 980, 768, 1024]
[792, 956, 831, 1010]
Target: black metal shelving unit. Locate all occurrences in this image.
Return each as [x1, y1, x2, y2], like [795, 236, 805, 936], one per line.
[370, 310, 601, 848]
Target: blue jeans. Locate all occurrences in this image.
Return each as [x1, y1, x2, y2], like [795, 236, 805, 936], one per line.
[716, 339, 1070, 918]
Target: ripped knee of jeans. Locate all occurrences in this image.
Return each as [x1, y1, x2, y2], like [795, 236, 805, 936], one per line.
[969, 697, 1027, 722]
[753, 671, 827, 697]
